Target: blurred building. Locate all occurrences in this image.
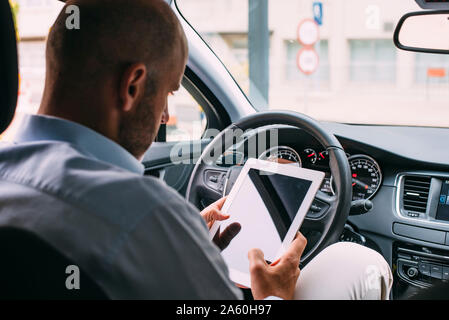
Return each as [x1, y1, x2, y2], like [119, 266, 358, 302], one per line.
[9, 0, 449, 141]
[179, 0, 449, 127]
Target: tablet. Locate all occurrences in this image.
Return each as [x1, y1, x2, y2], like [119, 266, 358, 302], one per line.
[209, 158, 325, 288]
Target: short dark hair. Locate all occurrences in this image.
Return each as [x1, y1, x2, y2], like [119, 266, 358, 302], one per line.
[46, 0, 184, 94]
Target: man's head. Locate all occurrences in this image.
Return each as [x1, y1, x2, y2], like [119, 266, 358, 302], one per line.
[40, 0, 188, 159]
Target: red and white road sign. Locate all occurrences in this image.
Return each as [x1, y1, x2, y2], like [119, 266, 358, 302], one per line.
[297, 47, 319, 75]
[297, 18, 319, 46]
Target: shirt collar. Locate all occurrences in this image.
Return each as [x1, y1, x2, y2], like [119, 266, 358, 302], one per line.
[14, 114, 145, 175]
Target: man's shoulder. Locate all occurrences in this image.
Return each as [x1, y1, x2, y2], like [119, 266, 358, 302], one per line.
[0, 141, 194, 225]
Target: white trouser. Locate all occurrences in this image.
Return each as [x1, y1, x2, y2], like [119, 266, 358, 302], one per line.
[294, 242, 393, 300]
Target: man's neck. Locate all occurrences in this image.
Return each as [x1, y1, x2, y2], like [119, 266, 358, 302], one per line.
[38, 102, 119, 148]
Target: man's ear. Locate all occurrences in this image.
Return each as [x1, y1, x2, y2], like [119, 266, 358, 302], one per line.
[119, 63, 147, 112]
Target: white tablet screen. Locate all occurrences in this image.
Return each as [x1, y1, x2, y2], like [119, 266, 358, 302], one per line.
[219, 168, 313, 281]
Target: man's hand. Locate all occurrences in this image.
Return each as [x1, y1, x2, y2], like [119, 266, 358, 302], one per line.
[248, 232, 307, 300]
[200, 197, 241, 251]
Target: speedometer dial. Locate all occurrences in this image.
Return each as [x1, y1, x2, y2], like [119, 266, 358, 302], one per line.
[348, 155, 382, 200]
[258, 146, 302, 167]
[303, 148, 317, 164]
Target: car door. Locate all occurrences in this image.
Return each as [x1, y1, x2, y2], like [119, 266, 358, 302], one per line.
[143, 68, 231, 201]
[143, 2, 256, 204]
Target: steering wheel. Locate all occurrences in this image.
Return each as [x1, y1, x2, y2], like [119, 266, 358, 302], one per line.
[186, 111, 352, 265]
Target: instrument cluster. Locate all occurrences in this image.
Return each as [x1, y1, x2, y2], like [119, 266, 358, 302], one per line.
[257, 145, 382, 201]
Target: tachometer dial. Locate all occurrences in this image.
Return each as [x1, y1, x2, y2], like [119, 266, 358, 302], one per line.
[303, 148, 317, 164]
[316, 150, 329, 166]
[348, 155, 382, 200]
[258, 146, 302, 167]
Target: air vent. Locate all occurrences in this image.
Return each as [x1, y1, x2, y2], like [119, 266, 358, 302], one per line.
[402, 175, 431, 214]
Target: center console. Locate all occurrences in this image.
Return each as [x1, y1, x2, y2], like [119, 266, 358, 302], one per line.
[396, 174, 449, 224]
[393, 173, 449, 247]
[436, 180, 449, 221]
[393, 241, 449, 298]
[393, 173, 449, 298]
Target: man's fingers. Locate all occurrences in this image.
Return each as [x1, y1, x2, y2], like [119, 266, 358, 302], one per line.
[207, 221, 214, 229]
[208, 196, 227, 210]
[210, 208, 230, 221]
[200, 197, 228, 224]
[212, 226, 221, 245]
[248, 248, 268, 275]
[279, 232, 307, 267]
[289, 232, 307, 257]
[203, 208, 229, 225]
[216, 222, 241, 250]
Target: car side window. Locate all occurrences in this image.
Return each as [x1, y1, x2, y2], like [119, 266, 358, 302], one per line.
[166, 86, 207, 142]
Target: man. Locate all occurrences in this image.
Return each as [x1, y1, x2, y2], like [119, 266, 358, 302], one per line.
[0, 0, 392, 299]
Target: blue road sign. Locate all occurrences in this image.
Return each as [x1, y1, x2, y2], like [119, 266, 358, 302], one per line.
[313, 2, 323, 26]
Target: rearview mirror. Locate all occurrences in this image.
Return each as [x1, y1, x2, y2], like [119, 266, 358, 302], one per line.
[394, 11, 449, 54]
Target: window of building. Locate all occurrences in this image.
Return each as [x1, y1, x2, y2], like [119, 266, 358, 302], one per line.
[415, 53, 449, 84]
[349, 39, 396, 83]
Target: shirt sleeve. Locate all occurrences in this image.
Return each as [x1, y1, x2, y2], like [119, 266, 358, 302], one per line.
[108, 185, 244, 300]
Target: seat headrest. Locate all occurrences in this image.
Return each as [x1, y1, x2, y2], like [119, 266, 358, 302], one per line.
[0, 0, 18, 134]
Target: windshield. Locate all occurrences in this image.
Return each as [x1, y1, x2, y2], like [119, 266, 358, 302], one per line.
[177, 0, 449, 128]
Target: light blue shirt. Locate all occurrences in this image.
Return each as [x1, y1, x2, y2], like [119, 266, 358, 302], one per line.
[0, 114, 242, 299]
[15, 114, 145, 175]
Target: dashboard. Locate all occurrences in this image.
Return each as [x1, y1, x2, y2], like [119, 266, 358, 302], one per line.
[258, 145, 382, 201]
[216, 126, 383, 202]
[145, 121, 449, 299]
